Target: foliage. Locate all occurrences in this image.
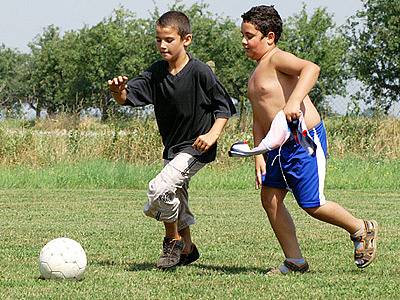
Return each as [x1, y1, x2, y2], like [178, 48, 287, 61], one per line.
[176, 4, 254, 99]
[168, 2, 255, 127]
[0, 115, 399, 169]
[1, 3, 359, 120]
[69, 9, 157, 119]
[346, 0, 400, 114]
[0, 45, 30, 114]
[25, 9, 157, 119]
[325, 116, 400, 158]
[27, 25, 65, 116]
[279, 5, 350, 114]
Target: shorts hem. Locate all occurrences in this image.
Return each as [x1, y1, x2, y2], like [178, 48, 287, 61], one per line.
[298, 201, 325, 209]
[262, 182, 288, 190]
[178, 219, 195, 231]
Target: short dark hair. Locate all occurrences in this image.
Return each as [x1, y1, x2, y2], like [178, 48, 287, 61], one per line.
[241, 5, 282, 43]
[156, 11, 192, 39]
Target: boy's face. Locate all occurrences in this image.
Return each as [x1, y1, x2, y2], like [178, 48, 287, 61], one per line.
[240, 21, 269, 61]
[155, 25, 192, 62]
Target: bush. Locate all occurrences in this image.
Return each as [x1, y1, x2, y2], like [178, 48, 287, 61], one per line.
[0, 115, 399, 167]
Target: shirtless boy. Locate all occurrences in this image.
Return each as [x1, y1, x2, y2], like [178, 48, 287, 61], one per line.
[241, 5, 377, 274]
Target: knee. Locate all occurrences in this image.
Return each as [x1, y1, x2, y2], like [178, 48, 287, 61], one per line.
[261, 197, 278, 214]
[303, 206, 319, 217]
[144, 177, 179, 222]
[147, 176, 173, 200]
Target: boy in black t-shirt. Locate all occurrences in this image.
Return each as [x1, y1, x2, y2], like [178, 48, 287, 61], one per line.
[108, 11, 236, 269]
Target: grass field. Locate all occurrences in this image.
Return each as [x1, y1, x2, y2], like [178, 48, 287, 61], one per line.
[1, 160, 399, 299]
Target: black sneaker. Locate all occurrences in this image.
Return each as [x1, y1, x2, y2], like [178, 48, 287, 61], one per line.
[179, 243, 200, 266]
[156, 237, 184, 269]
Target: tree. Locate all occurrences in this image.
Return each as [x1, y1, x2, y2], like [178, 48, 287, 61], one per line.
[6, 3, 355, 121]
[167, 2, 255, 126]
[66, 8, 154, 119]
[26, 8, 157, 120]
[0, 45, 30, 114]
[279, 5, 350, 114]
[346, 0, 400, 114]
[177, 3, 253, 94]
[28, 25, 64, 117]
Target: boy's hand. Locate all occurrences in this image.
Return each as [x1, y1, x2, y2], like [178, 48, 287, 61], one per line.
[283, 101, 302, 122]
[108, 76, 128, 105]
[108, 76, 128, 94]
[192, 132, 218, 153]
[192, 118, 227, 153]
[255, 154, 266, 189]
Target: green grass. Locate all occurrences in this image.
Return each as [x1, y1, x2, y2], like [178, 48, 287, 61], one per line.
[1, 116, 398, 298]
[0, 157, 399, 190]
[0, 188, 399, 299]
[0, 157, 399, 299]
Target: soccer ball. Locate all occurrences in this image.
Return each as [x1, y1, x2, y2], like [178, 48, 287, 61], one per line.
[39, 237, 87, 280]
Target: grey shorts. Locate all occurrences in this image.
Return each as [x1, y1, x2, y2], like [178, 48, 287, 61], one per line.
[143, 152, 205, 231]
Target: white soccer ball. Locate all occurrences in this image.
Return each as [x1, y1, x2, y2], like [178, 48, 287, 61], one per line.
[39, 237, 87, 280]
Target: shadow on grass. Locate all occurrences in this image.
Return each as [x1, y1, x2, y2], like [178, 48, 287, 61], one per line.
[95, 258, 272, 275]
[125, 262, 271, 275]
[91, 259, 123, 267]
[93, 259, 161, 272]
[193, 263, 271, 275]
[126, 262, 158, 272]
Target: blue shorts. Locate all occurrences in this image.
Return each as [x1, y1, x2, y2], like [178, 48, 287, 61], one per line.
[262, 121, 328, 208]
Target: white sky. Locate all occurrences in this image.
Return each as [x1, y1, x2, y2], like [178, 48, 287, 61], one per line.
[1, 0, 363, 53]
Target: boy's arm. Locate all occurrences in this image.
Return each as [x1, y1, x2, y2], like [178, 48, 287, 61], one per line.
[192, 118, 228, 153]
[253, 117, 266, 190]
[108, 76, 128, 105]
[271, 50, 320, 121]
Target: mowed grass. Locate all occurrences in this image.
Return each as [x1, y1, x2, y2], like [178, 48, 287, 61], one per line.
[1, 164, 399, 299]
[0, 157, 399, 190]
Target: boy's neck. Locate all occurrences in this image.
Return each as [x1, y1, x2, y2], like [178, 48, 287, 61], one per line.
[257, 46, 277, 64]
[168, 52, 190, 75]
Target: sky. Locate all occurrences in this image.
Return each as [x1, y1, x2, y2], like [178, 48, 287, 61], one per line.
[0, 0, 363, 53]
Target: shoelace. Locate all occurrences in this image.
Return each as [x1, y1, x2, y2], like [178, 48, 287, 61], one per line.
[163, 239, 178, 256]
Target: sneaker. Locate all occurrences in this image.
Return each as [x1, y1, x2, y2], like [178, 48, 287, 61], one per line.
[267, 259, 309, 275]
[179, 243, 200, 266]
[156, 237, 185, 269]
[351, 220, 378, 268]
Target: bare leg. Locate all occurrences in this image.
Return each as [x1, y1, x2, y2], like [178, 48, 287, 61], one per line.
[261, 187, 303, 259]
[304, 201, 364, 234]
[164, 221, 181, 240]
[179, 226, 192, 254]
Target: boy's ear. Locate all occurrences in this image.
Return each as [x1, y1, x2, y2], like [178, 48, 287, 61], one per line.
[266, 32, 276, 45]
[183, 34, 192, 47]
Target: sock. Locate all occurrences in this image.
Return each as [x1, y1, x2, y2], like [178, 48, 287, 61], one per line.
[351, 225, 365, 251]
[279, 258, 306, 274]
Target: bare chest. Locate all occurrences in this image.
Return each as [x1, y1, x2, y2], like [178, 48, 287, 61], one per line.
[247, 67, 283, 103]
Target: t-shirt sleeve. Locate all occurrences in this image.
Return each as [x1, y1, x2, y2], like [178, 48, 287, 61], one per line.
[202, 66, 237, 118]
[125, 69, 153, 107]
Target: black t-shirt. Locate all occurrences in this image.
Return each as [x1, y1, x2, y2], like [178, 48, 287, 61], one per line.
[125, 54, 236, 163]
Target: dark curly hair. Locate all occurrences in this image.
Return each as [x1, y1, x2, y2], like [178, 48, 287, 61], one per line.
[156, 11, 192, 39]
[241, 5, 282, 43]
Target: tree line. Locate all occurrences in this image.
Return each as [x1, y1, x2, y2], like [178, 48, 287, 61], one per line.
[0, 0, 398, 120]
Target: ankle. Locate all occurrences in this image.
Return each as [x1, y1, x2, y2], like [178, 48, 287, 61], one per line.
[286, 258, 306, 265]
[279, 258, 307, 274]
[350, 220, 365, 237]
[182, 242, 193, 254]
[165, 234, 181, 241]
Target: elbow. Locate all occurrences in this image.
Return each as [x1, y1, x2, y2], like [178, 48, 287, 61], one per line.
[313, 63, 320, 79]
